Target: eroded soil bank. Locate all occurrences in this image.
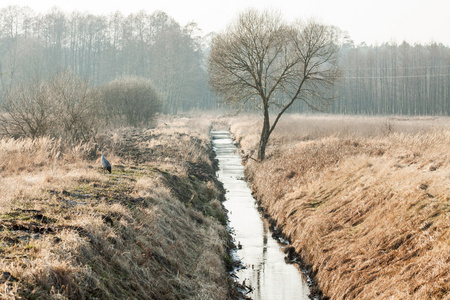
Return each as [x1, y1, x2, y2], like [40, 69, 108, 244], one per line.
[0, 117, 238, 299]
[228, 115, 450, 300]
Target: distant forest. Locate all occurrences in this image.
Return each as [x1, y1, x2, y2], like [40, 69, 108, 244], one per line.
[0, 6, 213, 114]
[334, 42, 450, 115]
[0, 6, 449, 116]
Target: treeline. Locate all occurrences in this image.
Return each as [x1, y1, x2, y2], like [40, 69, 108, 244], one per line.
[288, 42, 450, 116]
[0, 6, 216, 114]
[0, 6, 449, 117]
[334, 42, 450, 115]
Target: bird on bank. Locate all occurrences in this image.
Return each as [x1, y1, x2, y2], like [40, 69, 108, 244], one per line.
[101, 149, 112, 173]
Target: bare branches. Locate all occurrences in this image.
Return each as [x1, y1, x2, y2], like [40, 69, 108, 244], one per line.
[208, 9, 292, 106]
[209, 10, 340, 111]
[0, 71, 102, 141]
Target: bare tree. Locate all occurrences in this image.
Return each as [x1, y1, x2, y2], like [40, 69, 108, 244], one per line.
[208, 9, 341, 160]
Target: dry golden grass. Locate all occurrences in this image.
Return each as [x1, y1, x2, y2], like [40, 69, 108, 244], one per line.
[0, 116, 232, 299]
[229, 114, 450, 299]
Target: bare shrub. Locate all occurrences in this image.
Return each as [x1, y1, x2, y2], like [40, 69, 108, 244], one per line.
[100, 77, 162, 127]
[0, 71, 102, 141]
[50, 70, 103, 141]
[0, 78, 53, 138]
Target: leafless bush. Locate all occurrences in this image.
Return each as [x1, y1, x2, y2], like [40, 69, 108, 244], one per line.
[0, 71, 102, 141]
[0, 78, 53, 138]
[100, 77, 162, 127]
[50, 71, 103, 141]
[380, 118, 394, 136]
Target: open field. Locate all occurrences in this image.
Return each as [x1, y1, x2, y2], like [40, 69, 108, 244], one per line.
[228, 114, 450, 299]
[0, 117, 234, 299]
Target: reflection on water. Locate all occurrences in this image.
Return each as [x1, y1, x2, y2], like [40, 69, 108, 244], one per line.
[212, 130, 310, 300]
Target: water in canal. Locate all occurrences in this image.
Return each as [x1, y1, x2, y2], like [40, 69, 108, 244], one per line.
[211, 130, 311, 300]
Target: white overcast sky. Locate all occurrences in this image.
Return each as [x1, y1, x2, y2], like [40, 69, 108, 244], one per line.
[2, 0, 449, 46]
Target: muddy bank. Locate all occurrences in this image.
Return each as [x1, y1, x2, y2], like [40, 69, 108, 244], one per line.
[229, 115, 450, 299]
[0, 117, 237, 299]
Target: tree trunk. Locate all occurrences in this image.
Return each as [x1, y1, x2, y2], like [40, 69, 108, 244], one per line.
[257, 105, 270, 161]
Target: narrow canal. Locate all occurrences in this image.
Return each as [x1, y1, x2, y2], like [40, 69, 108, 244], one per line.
[211, 130, 311, 300]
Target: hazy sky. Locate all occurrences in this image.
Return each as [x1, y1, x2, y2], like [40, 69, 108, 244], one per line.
[2, 0, 449, 46]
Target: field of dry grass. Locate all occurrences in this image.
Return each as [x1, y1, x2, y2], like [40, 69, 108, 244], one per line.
[229, 114, 450, 299]
[0, 117, 234, 299]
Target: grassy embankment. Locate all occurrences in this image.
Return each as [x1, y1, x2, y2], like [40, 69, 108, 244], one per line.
[229, 114, 450, 299]
[0, 117, 234, 299]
